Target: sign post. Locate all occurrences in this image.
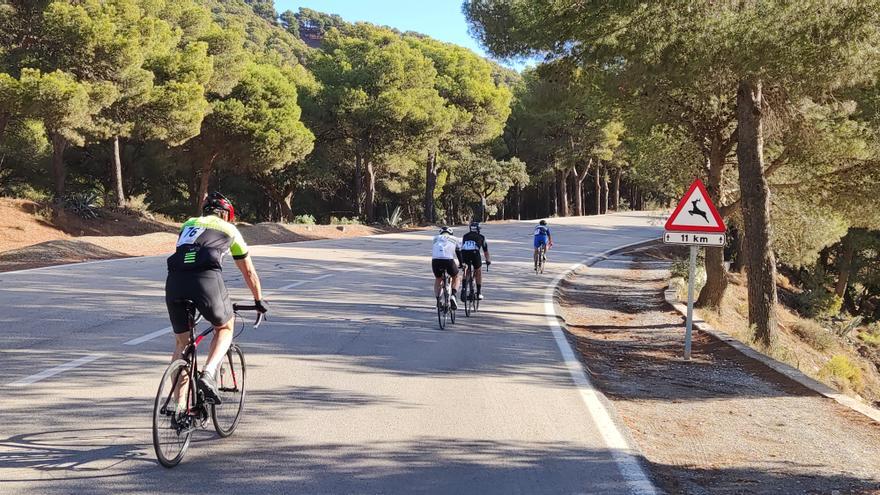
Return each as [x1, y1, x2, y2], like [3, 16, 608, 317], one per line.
[664, 178, 726, 360]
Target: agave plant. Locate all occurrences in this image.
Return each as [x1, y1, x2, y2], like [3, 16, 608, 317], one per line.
[65, 191, 101, 219]
[384, 205, 403, 227]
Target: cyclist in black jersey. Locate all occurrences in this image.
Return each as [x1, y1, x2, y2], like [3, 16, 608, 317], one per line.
[165, 192, 268, 404]
[461, 221, 491, 299]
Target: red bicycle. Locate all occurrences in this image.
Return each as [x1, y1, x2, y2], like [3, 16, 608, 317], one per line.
[152, 301, 264, 467]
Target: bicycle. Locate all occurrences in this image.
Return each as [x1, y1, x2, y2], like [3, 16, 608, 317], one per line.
[437, 271, 456, 329]
[461, 261, 487, 317]
[152, 301, 264, 468]
[535, 244, 547, 274]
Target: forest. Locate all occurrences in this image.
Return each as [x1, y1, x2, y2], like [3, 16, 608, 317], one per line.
[2, 0, 880, 340]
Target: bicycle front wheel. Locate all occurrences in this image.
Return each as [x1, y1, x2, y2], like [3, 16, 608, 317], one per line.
[212, 344, 246, 437]
[153, 359, 193, 468]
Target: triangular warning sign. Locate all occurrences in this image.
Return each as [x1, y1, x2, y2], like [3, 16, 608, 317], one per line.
[665, 178, 726, 233]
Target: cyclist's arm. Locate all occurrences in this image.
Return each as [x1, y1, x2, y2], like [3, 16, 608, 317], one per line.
[482, 241, 490, 263]
[234, 256, 263, 301]
[548, 234, 553, 247]
[455, 247, 463, 266]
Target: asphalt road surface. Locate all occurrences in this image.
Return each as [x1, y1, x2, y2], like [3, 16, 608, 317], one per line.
[0, 213, 663, 494]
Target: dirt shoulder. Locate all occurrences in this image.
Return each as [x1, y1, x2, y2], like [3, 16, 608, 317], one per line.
[558, 246, 880, 495]
[0, 198, 412, 272]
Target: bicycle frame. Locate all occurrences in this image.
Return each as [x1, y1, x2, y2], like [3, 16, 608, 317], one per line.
[160, 306, 217, 420]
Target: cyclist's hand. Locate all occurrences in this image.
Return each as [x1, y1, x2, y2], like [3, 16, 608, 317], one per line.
[255, 299, 270, 314]
[458, 264, 464, 270]
[485, 260, 491, 266]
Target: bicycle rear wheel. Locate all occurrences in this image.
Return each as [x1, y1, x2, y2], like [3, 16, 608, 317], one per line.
[212, 344, 246, 437]
[463, 273, 472, 317]
[153, 359, 193, 468]
[438, 286, 447, 329]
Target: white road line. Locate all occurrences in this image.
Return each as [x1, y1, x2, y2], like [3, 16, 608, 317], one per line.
[545, 240, 659, 495]
[312, 274, 333, 281]
[7, 354, 106, 387]
[123, 326, 172, 345]
[279, 280, 307, 290]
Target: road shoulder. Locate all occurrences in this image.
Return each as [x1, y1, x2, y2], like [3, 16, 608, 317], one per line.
[557, 246, 880, 495]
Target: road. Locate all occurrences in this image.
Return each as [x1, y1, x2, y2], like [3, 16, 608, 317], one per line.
[0, 213, 663, 494]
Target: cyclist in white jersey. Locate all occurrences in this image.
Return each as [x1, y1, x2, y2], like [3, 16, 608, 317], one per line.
[431, 226, 463, 310]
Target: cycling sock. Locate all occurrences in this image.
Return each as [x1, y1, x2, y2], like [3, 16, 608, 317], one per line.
[477, 284, 482, 293]
[452, 289, 457, 296]
[203, 362, 219, 378]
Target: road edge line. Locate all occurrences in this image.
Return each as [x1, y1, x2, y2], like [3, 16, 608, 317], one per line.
[545, 238, 661, 495]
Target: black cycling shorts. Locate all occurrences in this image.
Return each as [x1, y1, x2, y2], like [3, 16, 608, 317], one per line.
[165, 270, 234, 334]
[461, 251, 482, 269]
[432, 258, 459, 278]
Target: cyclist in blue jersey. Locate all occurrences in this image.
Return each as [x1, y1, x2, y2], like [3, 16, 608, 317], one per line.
[533, 219, 553, 269]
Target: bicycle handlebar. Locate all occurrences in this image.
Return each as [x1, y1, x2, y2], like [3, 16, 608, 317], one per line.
[232, 303, 266, 328]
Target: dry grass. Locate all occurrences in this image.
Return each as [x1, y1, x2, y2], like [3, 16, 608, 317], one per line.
[694, 272, 880, 405]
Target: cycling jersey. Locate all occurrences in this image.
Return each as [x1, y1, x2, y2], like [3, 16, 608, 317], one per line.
[432, 234, 462, 260]
[534, 225, 551, 249]
[461, 232, 488, 252]
[167, 215, 249, 272]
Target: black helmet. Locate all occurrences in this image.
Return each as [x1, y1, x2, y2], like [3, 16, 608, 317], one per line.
[469, 221, 480, 232]
[439, 226, 454, 235]
[203, 192, 235, 222]
[539, 219, 547, 226]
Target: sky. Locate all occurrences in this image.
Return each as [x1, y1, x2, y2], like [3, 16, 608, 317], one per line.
[274, 0, 527, 70]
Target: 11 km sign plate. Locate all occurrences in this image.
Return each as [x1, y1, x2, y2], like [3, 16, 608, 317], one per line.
[664, 231, 725, 246]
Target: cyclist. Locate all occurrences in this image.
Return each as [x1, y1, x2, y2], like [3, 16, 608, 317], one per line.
[431, 226, 463, 310]
[461, 221, 491, 300]
[165, 192, 268, 404]
[533, 219, 553, 269]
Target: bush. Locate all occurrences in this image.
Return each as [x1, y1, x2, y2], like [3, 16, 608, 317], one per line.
[292, 214, 315, 225]
[795, 289, 842, 319]
[819, 354, 864, 393]
[670, 255, 706, 301]
[857, 324, 880, 347]
[791, 319, 835, 351]
[330, 216, 360, 225]
[126, 193, 151, 213]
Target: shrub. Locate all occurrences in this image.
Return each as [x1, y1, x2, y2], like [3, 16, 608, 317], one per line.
[292, 214, 316, 225]
[795, 289, 842, 319]
[126, 193, 151, 213]
[857, 326, 880, 347]
[791, 319, 835, 351]
[330, 216, 360, 225]
[384, 206, 403, 227]
[819, 355, 864, 393]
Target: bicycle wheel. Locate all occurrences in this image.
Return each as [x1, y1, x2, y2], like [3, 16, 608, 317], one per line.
[450, 290, 456, 324]
[464, 273, 472, 318]
[212, 344, 246, 437]
[153, 359, 193, 468]
[438, 285, 447, 329]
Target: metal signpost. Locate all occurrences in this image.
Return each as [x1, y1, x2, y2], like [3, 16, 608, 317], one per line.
[664, 178, 726, 360]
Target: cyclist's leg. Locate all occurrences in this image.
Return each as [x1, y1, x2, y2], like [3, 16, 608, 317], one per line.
[432, 259, 444, 298]
[204, 317, 234, 378]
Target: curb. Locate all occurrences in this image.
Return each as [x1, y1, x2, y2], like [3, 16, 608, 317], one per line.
[547, 237, 663, 495]
[662, 288, 880, 424]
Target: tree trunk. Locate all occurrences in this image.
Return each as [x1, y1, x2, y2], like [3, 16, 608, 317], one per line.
[835, 229, 856, 299]
[194, 152, 218, 214]
[594, 163, 601, 215]
[697, 139, 729, 309]
[601, 166, 609, 214]
[0, 114, 9, 143]
[737, 80, 778, 348]
[423, 150, 438, 223]
[611, 168, 620, 210]
[556, 167, 569, 217]
[364, 159, 376, 223]
[354, 152, 363, 217]
[111, 135, 126, 208]
[550, 177, 557, 216]
[516, 186, 523, 220]
[50, 132, 67, 200]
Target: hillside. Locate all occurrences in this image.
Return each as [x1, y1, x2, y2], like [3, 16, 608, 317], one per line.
[0, 198, 403, 272]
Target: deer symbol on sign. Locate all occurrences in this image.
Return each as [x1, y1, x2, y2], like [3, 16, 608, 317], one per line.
[688, 199, 710, 223]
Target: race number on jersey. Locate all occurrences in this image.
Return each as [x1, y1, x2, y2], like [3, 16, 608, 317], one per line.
[176, 226, 206, 247]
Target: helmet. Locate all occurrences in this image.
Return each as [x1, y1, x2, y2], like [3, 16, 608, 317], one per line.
[439, 226, 453, 235]
[539, 219, 547, 226]
[203, 192, 235, 222]
[469, 221, 480, 232]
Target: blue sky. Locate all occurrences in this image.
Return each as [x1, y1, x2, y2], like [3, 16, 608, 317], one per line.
[275, 0, 527, 70]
